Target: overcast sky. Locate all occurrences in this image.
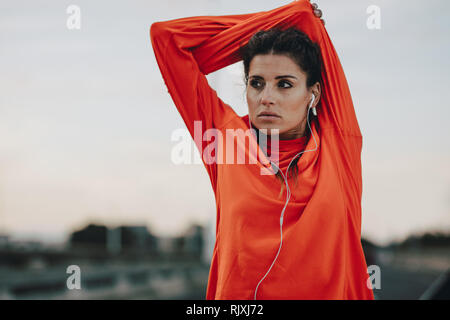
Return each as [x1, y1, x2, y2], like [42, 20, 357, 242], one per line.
[0, 0, 449, 246]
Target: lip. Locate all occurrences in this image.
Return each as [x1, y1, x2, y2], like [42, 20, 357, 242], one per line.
[257, 112, 281, 118]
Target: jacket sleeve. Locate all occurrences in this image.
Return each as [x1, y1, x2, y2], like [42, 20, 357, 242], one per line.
[149, 0, 361, 189]
[150, 13, 253, 191]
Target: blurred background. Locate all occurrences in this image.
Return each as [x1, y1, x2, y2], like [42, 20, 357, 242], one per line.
[0, 0, 449, 299]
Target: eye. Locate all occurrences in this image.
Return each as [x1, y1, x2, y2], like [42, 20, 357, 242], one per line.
[250, 79, 262, 89]
[278, 80, 292, 89]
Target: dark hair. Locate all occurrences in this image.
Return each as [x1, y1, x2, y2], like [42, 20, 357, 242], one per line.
[238, 27, 323, 198]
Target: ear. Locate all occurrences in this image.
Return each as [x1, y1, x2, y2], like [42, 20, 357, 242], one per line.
[311, 82, 321, 108]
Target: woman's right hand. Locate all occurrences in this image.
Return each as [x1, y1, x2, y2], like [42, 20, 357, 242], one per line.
[310, 2, 325, 26]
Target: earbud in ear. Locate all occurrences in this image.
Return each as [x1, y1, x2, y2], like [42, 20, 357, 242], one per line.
[309, 94, 317, 116]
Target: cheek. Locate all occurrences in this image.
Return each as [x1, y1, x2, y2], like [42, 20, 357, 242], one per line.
[283, 94, 308, 119]
[246, 92, 257, 111]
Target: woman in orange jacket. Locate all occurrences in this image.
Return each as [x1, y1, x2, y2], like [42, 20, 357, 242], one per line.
[150, 0, 375, 300]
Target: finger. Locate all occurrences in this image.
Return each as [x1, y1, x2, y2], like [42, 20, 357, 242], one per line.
[311, 3, 318, 10]
[314, 9, 322, 18]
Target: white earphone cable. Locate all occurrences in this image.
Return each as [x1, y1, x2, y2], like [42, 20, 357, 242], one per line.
[250, 97, 318, 300]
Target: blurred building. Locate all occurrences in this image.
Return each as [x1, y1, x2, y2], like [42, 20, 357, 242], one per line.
[69, 224, 157, 257]
[69, 224, 108, 252]
[108, 225, 158, 255]
[156, 224, 205, 262]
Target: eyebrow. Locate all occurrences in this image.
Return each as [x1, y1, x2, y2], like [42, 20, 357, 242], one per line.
[249, 75, 298, 80]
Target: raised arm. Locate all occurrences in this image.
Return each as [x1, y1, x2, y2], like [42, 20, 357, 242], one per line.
[149, 0, 360, 188]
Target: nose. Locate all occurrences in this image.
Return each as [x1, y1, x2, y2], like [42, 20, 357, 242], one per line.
[260, 85, 275, 106]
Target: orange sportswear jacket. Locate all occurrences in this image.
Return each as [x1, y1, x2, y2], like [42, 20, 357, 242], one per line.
[150, 0, 374, 300]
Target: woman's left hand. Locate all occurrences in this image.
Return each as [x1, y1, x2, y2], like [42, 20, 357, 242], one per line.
[310, 2, 325, 26]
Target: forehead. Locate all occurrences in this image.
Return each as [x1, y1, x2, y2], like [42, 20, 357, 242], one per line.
[249, 54, 306, 78]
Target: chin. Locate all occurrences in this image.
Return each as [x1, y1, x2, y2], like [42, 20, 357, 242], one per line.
[251, 118, 284, 135]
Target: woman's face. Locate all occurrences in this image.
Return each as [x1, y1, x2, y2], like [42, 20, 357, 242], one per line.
[246, 54, 320, 140]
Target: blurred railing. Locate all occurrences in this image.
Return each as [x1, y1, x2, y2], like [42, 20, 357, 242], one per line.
[0, 260, 210, 300]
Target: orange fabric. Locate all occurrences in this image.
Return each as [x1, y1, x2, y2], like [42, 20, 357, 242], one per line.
[150, 0, 374, 300]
